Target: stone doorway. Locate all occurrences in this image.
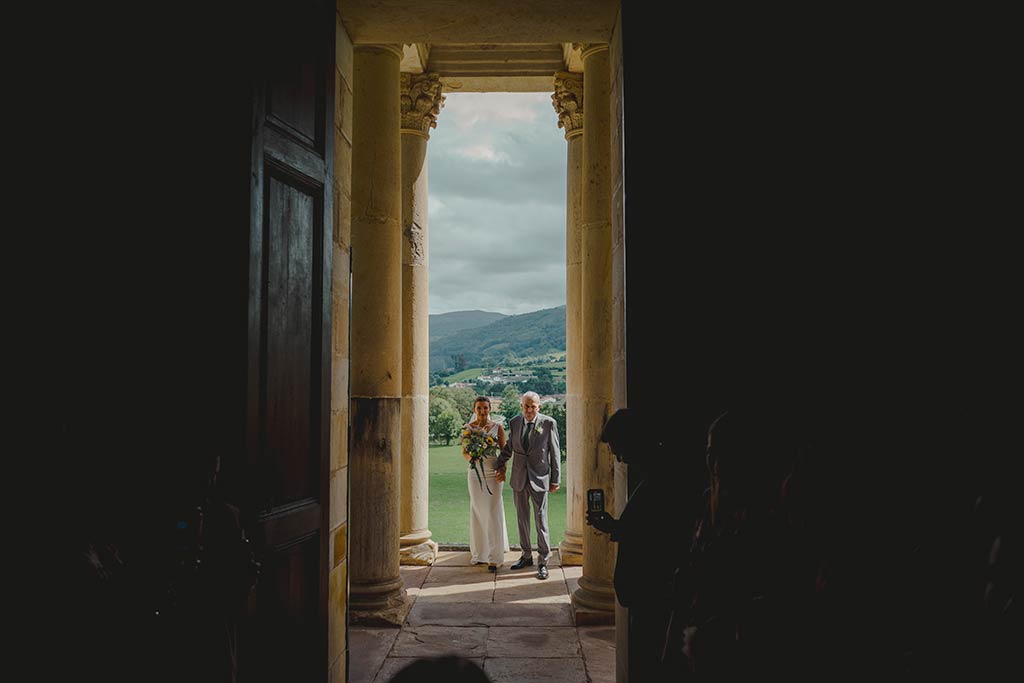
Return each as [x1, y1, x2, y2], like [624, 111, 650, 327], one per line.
[334, 2, 627, 680]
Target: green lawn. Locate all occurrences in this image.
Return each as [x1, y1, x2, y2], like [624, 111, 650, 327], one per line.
[440, 367, 486, 383]
[428, 444, 567, 546]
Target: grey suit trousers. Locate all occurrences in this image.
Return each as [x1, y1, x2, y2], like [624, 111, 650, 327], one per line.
[514, 486, 550, 563]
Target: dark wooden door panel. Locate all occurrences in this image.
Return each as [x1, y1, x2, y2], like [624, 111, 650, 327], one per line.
[264, 168, 320, 507]
[242, 0, 334, 680]
[268, 59, 320, 147]
[240, 535, 322, 681]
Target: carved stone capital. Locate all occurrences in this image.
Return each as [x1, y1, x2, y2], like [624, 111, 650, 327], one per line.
[574, 43, 609, 60]
[356, 44, 404, 60]
[400, 73, 445, 137]
[552, 71, 584, 140]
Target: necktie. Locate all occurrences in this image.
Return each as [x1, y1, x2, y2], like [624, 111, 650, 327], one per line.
[522, 422, 533, 452]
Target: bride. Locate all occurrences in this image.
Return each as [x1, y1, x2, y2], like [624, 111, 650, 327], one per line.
[463, 396, 510, 571]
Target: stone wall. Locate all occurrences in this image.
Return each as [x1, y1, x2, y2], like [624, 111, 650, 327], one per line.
[609, 9, 630, 682]
[329, 5, 353, 681]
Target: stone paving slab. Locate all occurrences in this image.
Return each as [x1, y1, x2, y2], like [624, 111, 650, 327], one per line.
[407, 601, 575, 627]
[504, 550, 563, 567]
[373, 657, 485, 683]
[414, 580, 495, 604]
[562, 565, 582, 595]
[495, 567, 566, 585]
[423, 565, 496, 584]
[493, 570, 571, 604]
[348, 627, 400, 683]
[483, 657, 588, 683]
[390, 625, 489, 658]
[485, 626, 581, 658]
[578, 626, 616, 683]
[433, 550, 475, 566]
[434, 549, 563, 567]
[399, 566, 429, 599]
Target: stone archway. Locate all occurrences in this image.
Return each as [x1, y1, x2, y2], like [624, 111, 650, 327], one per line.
[332, 2, 628, 680]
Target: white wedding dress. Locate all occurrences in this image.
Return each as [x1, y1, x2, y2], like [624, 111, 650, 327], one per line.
[466, 420, 510, 565]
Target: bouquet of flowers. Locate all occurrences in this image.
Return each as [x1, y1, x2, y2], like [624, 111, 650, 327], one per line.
[461, 427, 500, 494]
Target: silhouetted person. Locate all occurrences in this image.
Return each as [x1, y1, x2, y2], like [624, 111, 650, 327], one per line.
[387, 656, 491, 683]
[586, 408, 704, 681]
[683, 409, 803, 677]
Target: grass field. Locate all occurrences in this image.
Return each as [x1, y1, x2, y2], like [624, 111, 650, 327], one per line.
[428, 444, 567, 546]
[440, 367, 486, 383]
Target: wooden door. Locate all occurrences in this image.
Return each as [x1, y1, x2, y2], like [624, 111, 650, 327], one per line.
[242, 0, 334, 679]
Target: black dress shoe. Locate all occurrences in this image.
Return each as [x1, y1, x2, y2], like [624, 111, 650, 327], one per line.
[487, 564, 497, 572]
[510, 557, 534, 570]
[537, 565, 549, 580]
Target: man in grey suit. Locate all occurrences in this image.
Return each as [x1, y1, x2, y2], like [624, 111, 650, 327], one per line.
[495, 391, 561, 580]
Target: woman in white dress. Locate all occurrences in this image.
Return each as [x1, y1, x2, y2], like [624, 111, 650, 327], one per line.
[463, 397, 510, 571]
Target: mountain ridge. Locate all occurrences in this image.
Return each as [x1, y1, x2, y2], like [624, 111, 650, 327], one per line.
[429, 305, 566, 372]
[429, 309, 507, 341]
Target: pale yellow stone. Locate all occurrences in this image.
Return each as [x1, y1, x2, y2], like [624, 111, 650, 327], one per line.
[398, 539, 437, 566]
[562, 127, 585, 566]
[399, 125, 433, 550]
[330, 467, 348, 530]
[573, 45, 616, 617]
[330, 354, 349, 419]
[334, 6, 353, 81]
[337, 1, 619, 44]
[328, 560, 348, 662]
[334, 136, 352, 214]
[350, 45, 402, 398]
[331, 412, 348, 471]
[331, 522, 347, 569]
[338, 76, 354, 143]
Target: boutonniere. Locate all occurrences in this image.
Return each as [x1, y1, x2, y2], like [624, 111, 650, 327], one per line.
[533, 424, 544, 435]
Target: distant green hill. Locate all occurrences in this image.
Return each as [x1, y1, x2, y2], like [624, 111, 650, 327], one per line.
[429, 305, 566, 373]
[429, 310, 507, 341]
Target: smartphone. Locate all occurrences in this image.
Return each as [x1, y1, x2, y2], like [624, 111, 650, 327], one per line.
[587, 488, 605, 513]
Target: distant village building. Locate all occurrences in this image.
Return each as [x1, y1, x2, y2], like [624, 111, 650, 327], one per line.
[478, 366, 537, 385]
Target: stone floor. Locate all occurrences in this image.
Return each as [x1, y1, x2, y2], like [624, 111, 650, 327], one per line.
[350, 550, 615, 683]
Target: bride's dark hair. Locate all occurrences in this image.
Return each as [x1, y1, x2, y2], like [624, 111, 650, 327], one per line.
[473, 396, 491, 407]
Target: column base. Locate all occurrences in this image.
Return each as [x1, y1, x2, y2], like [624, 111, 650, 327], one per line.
[571, 574, 617, 618]
[400, 529, 433, 546]
[349, 597, 413, 627]
[399, 539, 438, 566]
[350, 575, 409, 626]
[559, 532, 584, 566]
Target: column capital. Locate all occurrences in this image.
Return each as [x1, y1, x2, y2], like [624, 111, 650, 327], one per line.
[552, 71, 584, 140]
[355, 44, 404, 60]
[400, 73, 446, 138]
[574, 43, 609, 60]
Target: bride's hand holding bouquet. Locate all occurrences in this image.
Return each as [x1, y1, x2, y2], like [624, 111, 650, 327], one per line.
[461, 427, 499, 494]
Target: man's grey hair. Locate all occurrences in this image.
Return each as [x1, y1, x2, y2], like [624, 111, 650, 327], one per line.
[521, 391, 541, 404]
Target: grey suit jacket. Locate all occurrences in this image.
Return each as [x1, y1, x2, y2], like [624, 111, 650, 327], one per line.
[496, 413, 561, 493]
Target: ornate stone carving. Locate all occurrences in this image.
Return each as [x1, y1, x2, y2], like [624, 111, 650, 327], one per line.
[574, 42, 609, 59]
[400, 73, 445, 137]
[552, 71, 584, 139]
[404, 222, 426, 266]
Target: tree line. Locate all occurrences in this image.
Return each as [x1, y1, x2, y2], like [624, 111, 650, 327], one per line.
[429, 384, 567, 457]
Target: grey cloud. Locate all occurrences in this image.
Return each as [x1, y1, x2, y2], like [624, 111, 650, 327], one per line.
[427, 94, 568, 315]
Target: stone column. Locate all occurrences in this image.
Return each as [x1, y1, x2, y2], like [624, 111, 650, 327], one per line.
[399, 73, 444, 565]
[571, 44, 617, 620]
[552, 71, 585, 567]
[349, 44, 409, 623]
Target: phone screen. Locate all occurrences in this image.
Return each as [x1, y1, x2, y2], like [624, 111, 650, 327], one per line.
[587, 488, 605, 513]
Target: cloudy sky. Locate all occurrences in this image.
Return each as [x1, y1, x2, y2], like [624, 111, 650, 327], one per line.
[428, 92, 567, 315]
